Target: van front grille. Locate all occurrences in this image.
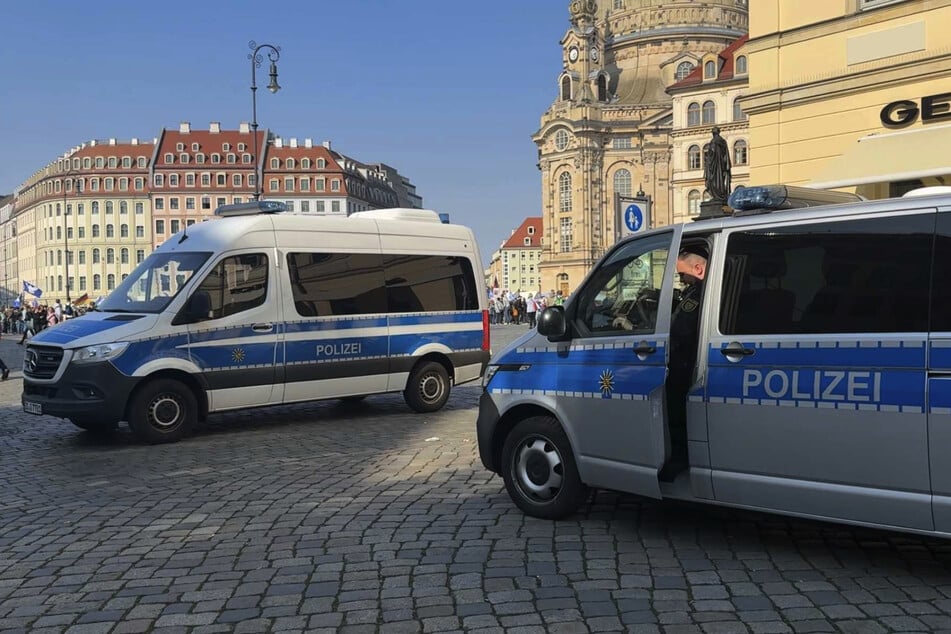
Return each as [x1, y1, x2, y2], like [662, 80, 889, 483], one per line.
[23, 346, 64, 380]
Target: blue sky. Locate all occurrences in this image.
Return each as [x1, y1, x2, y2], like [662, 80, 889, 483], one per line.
[0, 0, 569, 264]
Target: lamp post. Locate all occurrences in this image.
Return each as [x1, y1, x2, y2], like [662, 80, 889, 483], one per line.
[248, 40, 281, 201]
[62, 169, 75, 305]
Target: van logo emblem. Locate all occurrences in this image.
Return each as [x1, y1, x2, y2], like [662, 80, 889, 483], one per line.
[599, 369, 615, 397]
[231, 348, 246, 363]
[25, 351, 38, 372]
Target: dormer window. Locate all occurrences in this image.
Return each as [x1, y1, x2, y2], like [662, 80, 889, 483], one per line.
[165, 153, 174, 163]
[211, 153, 221, 164]
[704, 60, 717, 79]
[317, 158, 326, 169]
[528, 226, 535, 235]
[122, 156, 131, 168]
[238, 143, 246, 151]
[675, 61, 694, 81]
[735, 55, 748, 75]
[524, 238, 531, 246]
[95, 157, 104, 169]
[176, 143, 184, 151]
[222, 143, 231, 151]
[286, 158, 295, 169]
[301, 158, 311, 169]
[270, 158, 280, 169]
[180, 153, 189, 164]
[191, 143, 200, 151]
[196, 153, 205, 164]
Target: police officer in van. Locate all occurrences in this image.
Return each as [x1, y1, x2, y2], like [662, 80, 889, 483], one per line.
[662, 244, 708, 480]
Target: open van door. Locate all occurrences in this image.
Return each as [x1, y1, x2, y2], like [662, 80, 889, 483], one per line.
[553, 227, 682, 499]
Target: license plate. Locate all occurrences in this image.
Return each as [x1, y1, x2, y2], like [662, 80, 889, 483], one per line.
[23, 401, 42, 415]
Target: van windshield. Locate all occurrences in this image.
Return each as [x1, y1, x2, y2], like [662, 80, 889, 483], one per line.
[97, 252, 212, 314]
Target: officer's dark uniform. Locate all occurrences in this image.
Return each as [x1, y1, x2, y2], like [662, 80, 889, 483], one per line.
[663, 257, 704, 475]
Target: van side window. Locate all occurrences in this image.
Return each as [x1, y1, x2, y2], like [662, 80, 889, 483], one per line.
[720, 215, 933, 335]
[194, 253, 269, 320]
[287, 252, 386, 317]
[931, 213, 951, 332]
[382, 255, 478, 312]
[573, 235, 670, 336]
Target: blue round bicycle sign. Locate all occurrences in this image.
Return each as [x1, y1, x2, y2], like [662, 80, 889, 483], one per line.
[624, 204, 644, 232]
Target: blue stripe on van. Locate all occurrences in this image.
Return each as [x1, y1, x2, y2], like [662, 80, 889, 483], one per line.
[389, 331, 482, 356]
[490, 363, 666, 398]
[284, 335, 389, 366]
[929, 342, 951, 370]
[111, 335, 191, 376]
[284, 317, 387, 333]
[495, 341, 664, 367]
[708, 340, 925, 369]
[388, 312, 483, 327]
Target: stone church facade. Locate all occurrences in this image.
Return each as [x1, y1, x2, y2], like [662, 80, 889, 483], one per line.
[535, 0, 748, 295]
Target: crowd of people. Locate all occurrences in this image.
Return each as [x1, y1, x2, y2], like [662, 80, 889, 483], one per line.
[488, 290, 566, 328]
[1, 299, 94, 340]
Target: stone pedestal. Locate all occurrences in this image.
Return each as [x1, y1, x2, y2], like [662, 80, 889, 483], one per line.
[697, 199, 729, 220]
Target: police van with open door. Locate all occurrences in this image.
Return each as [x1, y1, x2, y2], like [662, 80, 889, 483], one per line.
[22, 201, 490, 443]
[478, 184, 951, 538]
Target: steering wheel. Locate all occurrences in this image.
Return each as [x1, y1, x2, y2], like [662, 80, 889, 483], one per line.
[612, 289, 659, 331]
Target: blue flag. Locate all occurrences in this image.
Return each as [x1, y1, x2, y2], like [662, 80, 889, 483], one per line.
[22, 280, 43, 297]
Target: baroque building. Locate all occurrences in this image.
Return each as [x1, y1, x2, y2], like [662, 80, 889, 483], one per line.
[535, 0, 748, 294]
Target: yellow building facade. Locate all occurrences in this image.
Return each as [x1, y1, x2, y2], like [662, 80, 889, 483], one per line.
[744, 0, 951, 198]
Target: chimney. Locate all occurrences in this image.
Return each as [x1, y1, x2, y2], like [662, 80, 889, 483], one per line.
[322, 140, 332, 150]
[274, 138, 284, 148]
[131, 138, 139, 145]
[109, 138, 117, 145]
[209, 122, 221, 133]
[239, 122, 250, 133]
[289, 138, 298, 148]
[179, 121, 191, 134]
[304, 138, 313, 148]
[90, 140, 97, 146]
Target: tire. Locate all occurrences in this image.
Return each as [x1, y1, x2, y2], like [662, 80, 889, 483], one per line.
[500, 416, 588, 520]
[70, 418, 117, 435]
[403, 361, 451, 413]
[128, 379, 197, 444]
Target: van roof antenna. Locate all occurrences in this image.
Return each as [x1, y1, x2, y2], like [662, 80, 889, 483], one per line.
[178, 222, 189, 244]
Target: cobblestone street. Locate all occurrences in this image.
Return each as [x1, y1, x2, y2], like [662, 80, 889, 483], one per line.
[3, 326, 951, 633]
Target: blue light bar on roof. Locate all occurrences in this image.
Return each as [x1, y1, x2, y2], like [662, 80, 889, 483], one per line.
[215, 200, 288, 217]
[728, 184, 863, 214]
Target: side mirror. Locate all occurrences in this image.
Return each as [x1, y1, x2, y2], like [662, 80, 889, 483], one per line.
[173, 290, 212, 325]
[537, 305, 567, 340]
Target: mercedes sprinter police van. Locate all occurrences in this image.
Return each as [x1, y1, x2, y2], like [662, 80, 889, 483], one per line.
[22, 202, 490, 443]
[478, 185, 951, 538]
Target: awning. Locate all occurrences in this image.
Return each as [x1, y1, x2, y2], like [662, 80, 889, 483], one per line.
[809, 124, 951, 190]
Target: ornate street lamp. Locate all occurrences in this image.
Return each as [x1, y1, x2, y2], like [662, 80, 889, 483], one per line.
[248, 41, 281, 201]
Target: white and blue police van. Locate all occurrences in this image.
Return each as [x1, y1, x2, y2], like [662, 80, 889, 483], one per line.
[22, 201, 490, 443]
[478, 184, 951, 538]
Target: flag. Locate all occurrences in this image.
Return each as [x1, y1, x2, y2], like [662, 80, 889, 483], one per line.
[22, 280, 43, 297]
[73, 293, 89, 305]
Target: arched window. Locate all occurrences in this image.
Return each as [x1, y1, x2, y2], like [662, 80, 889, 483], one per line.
[120, 224, 129, 238]
[93, 248, 101, 263]
[702, 100, 716, 125]
[733, 98, 746, 122]
[57, 250, 62, 265]
[688, 190, 701, 216]
[107, 274, 116, 290]
[561, 76, 572, 101]
[559, 172, 572, 213]
[286, 158, 295, 169]
[687, 103, 700, 127]
[688, 145, 702, 170]
[704, 60, 717, 79]
[735, 55, 748, 75]
[105, 201, 114, 214]
[95, 157, 104, 169]
[121, 248, 129, 264]
[734, 140, 749, 166]
[597, 75, 608, 102]
[92, 225, 100, 238]
[301, 158, 311, 169]
[56, 226, 62, 240]
[270, 158, 279, 169]
[57, 276, 63, 291]
[317, 158, 326, 169]
[613, 169, 632, 197]
[106, 224, 115, 238]
[94, 274, 101, 290]
[675, 62, 694, 81]
[613, 0, 624, 8]
[107, 248, 115, 264]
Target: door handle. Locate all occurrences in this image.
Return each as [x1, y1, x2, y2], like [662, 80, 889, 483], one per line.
[720, 342, 755, 360]
[252, 323, 274, 333]
[634, 343, 656, 355]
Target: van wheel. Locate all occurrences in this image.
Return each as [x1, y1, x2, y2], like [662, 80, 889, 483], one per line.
[70, 418, 117, 435]
[128, 379, 196, 444]
[501, 416, 587, 520]
[404, 361, 450, 413]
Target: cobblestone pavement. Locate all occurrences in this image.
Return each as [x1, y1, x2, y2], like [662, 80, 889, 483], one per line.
[3, 325, 951, 633]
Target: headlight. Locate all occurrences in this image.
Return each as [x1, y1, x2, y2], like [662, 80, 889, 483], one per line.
[72, 342, 130, 364]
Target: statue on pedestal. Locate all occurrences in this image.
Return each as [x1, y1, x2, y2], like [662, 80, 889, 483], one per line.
[703, 126, 732, 204]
